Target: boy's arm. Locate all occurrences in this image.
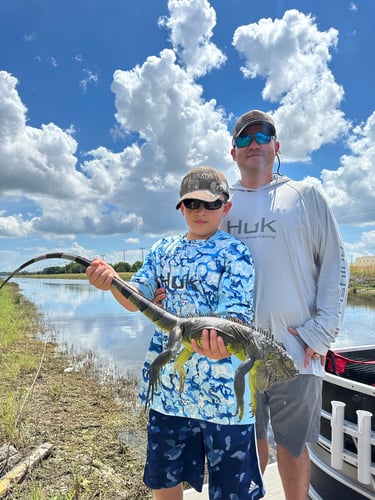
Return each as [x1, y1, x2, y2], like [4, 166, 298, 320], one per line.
[86, 258, 139, 312]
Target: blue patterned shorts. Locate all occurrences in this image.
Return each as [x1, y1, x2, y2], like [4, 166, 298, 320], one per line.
[143, 409, 264, 499]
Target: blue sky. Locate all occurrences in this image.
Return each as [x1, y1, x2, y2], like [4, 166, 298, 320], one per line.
[1, 0, 374, 270]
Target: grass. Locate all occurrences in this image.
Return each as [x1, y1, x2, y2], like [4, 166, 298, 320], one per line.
[0, 285, 41, 443]
[348, 265, 375, 298]
[0, 282, 151, 499]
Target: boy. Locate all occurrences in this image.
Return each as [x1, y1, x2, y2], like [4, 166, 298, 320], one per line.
[86, 166, 264, 499]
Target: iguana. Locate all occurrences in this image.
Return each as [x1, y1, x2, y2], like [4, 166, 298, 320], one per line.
[0, 252, 299, 421]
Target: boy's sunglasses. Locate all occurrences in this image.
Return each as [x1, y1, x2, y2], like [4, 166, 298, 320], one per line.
[182, 198, 225, 210]
[234, 132, 274, 148]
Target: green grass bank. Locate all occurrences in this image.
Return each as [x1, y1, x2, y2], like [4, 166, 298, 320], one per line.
[0, 283, 150, 499]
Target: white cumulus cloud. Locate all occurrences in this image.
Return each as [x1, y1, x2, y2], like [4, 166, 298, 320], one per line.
[233, 9, 348, 161]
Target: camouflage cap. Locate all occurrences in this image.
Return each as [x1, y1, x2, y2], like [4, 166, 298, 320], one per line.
[176, 166, 230, 209]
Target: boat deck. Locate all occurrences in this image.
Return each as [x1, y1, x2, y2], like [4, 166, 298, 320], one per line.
[309, 345, 375, 499]
[184, 462, 284, 499]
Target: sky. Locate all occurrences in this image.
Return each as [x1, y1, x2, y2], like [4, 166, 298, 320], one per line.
[1, 0, 375, 271]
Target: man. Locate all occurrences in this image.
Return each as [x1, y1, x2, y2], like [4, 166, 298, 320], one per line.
[192, 110, 349, 500]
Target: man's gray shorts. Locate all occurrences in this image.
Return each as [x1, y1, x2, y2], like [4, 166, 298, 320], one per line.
[255, 374, 323, 458]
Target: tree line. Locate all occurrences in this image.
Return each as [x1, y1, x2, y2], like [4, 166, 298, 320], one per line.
[19, 261, 143, 275]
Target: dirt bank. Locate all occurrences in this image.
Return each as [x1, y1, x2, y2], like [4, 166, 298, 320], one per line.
[0, 285, 151, 499]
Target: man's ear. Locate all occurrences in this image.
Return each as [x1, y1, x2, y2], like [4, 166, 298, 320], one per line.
[275, 140, 280, 154]
[230, 147, 237, 161]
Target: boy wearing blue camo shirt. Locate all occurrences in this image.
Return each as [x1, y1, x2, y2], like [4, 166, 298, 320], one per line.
[86, 166, 264, 500]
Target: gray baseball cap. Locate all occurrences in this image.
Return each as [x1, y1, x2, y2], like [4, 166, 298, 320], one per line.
[232, 109, 276, 140]
[176, 167, 230, 209]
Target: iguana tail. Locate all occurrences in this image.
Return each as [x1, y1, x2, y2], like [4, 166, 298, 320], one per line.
[0, 253, 179, 332]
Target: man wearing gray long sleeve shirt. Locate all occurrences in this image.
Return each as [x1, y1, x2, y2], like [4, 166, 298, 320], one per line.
[193, 110, 349, 500]
[226, 174, 348, 376]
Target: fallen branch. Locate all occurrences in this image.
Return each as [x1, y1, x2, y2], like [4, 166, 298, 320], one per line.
[0, 442, 54, 497]
[0, 444, 22, 475]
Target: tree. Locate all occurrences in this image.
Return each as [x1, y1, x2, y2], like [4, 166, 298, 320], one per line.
[131, 261, 143, 272]
[114, 262, 131, 273]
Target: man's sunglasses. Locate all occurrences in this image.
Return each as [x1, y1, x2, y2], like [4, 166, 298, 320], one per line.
[234, 132, 274, 148]
[182, 198, 225, 210]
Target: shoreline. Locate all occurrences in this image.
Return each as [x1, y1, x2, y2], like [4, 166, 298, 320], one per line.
[0, 283, 151, 499]
[3, 268, 375, 298]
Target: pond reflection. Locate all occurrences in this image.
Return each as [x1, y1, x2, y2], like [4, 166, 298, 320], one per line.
[13, 278, 375, 377]
[14, 278, 154, 377]
[340, 295, 375, 348]
[347, 294, 375, 309]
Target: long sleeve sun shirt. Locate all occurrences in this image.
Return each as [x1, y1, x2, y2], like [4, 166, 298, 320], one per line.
[132, 230, 256, 424]
[221, 176, 349, 376]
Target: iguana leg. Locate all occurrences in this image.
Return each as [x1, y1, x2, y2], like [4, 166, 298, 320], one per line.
[249, 359, 264, 415]
[234, 358, 255, 421]
[174, 343, 194, 393]
[146, 325, 183, 406]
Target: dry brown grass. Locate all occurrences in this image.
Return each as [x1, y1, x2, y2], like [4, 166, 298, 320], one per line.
[0, 283, 151, 499]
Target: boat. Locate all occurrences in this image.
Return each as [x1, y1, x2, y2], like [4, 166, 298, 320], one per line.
[307, 344, 375, 499]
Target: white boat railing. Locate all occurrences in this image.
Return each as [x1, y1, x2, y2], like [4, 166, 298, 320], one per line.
[318, 400, 374, 487]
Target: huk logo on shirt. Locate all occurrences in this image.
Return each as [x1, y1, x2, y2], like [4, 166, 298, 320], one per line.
[160, 272, 202, 292]
[224, 217, 277, 236]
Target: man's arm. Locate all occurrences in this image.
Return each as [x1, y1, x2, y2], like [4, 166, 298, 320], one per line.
[297, 189, 349, 354]
[152, 286, 166, 305]
[288, 327, 326, 368]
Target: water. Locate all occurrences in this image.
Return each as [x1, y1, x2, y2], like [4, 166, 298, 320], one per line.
[12, 278, 375, 378]
[13, 278, 154, 377]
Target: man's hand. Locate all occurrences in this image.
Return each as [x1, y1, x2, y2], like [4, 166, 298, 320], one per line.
[191, 329, 231, 360]
[288, 327, 326, 368]
[153, 287, 166, 305]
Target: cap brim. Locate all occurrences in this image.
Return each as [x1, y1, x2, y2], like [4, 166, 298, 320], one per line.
[176, 190, 223, 209]
[236, 120, 276, 137]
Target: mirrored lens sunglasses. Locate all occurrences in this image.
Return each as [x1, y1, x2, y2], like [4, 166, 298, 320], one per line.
[182, 198, 225, 210]
[234, 132, 274, 148]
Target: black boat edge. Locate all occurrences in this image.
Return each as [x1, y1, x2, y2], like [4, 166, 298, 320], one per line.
[307, 344, 375, 499]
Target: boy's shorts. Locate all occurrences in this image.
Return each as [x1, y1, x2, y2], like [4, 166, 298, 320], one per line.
[256, 374, 323, 458]
[144, 409, 264, 499]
